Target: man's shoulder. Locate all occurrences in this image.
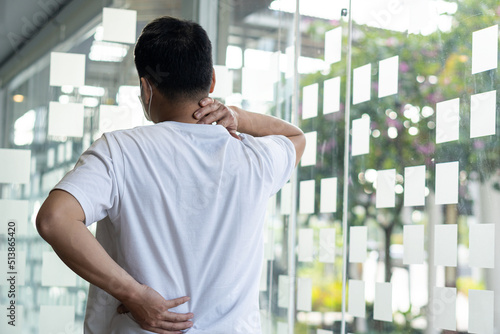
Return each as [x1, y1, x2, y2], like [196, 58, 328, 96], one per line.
[104, 124, 154, 138]
[240, 133, 293, 153]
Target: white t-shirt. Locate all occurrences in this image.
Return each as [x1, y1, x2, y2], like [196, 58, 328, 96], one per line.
[53, 121, 295, 334]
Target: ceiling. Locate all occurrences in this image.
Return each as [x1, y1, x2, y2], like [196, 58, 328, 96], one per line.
[0, 0, 318, 91]
[0, 0, 72, 68]
[0, 0, 279, 69]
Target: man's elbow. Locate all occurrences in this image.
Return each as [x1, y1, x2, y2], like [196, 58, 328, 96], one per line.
[36, 208, 61, 241]
[293, 133, 306, 167]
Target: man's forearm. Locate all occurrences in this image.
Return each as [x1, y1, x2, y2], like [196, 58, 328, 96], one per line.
[36, 191, 140, 303]
[231, 106, 303, 138]
[39, 217, 140, 302]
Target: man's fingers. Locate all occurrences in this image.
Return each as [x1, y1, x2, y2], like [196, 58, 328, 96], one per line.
[197, 106, 225, 124]
[215, 115, 240, 139]
[159, 320, 194, 331]
[229, 131, 241, 140]
[167, 295, 191, 308]
[198, 97, 214, 107]
[164, 310, 194, 322]
[117, 304, 129, 314]
[194, 99, 219, 119]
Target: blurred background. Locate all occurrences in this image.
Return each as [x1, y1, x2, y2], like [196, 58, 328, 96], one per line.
[0, 0, 499, 333]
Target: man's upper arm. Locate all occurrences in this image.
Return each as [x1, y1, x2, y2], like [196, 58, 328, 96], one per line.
[257, 135, 297, 196]
[49, 135, 121, 226]
[286, 133, 306, 167]
[37, 189, 85, 233]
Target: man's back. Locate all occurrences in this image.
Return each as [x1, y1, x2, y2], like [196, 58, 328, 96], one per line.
[54, 121, 295, 333]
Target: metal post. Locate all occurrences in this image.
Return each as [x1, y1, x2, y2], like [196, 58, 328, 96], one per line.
[340, 1, 353, 334]
[287, 0, 301, 332]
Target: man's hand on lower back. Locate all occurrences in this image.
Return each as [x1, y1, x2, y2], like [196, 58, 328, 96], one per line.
[117, 284, 193, 334]
[194, 98, 241, 140]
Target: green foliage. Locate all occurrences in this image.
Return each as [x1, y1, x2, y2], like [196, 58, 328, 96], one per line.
[456, 277, 485, 296]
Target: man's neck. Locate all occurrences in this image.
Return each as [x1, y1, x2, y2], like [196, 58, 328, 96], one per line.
[154, 97, 206, 124]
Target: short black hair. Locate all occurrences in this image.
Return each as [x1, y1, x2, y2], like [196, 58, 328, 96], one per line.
[134, 16, 213, 101]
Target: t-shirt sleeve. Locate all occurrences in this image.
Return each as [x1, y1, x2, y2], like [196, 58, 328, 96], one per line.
[253, 134, 296, 196]
[52, 135, 121, 226]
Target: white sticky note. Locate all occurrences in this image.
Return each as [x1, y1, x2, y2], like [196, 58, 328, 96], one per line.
[211, 65, 233, 99]
[320, 177, 337, 213]
[299, 180, 315, 214]
[319, 228, 336, 263]
[242, 67, 274, 101]
[469, 224, 495, 268]
[470, 90, 496, 138]
[403, 225, 424, 264]
[349, 226, 367, 263]
[433, 287, 456, 331]
[280, 182, 292, 215]
[348, 279, 365, 318]
[317, 330, 333, 334]
[352, 117, 370, 156]
[434, 224, 457, 267]
[472, 25, 498, 74]
[0, 201, 29, 236]
[47, 148, 55, 168]
[297, 277, 312, 311]
[277, 322, 289, 334]
[468, 289, 494, 334]
[325, 27, 341, 64]
[0, 305, 23, 333]
[298, 229, 314, 262]
[302, 83, 319, 119]
[260, 260, 268, 291]
[102, 8, 137, 44]
[57, 143, 65, 164]
[378, 56, 399, 98]
[41, 252, 77, 286]
[278, 275, 290, 308]
[435, 161, 459, 205]
[374, 282, 392, 322]
[301, 131, 317, 167]
[0, 251, 26, 286]
[0, 149, 31, 184]
[323, 77, 341, 114]
[39, 305, 75, 334]
[353, 63, 371, 105]
[436, 98, 460, 144]
[376, 169, 396, 208]
[48, 102, 84, 138]
[65, 140, 73, 161]
[49, 52, 85, 87]
[404, 165, 426, 206]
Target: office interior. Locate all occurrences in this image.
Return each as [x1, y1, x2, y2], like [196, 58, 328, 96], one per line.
[0, 0, 499, 333]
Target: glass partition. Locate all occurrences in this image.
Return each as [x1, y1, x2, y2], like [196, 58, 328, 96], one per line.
[342, 0, 499, 333]
[1, 0, 500, 333]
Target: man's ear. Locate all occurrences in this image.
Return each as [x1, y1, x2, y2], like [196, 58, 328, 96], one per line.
[209, 68, 216, 93]
[140, 77, 152, 101]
